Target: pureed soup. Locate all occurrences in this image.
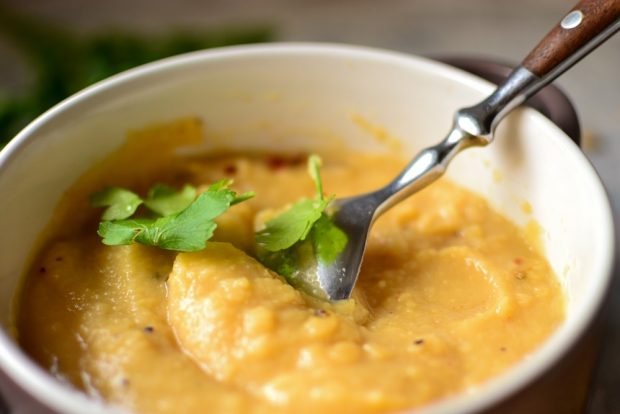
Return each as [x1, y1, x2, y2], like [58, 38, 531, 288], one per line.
[16, 118, 564, 413]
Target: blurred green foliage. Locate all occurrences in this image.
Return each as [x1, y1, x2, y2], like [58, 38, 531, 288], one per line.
[0, 3, 274, 146]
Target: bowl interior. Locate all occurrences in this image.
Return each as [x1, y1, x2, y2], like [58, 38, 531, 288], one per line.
[0, 44, 613, 414]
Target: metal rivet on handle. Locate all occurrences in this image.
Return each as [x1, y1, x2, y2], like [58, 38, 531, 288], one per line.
[561, 10, 584, 29]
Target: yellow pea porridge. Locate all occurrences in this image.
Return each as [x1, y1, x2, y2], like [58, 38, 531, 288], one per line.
[15, 119, 564, 413]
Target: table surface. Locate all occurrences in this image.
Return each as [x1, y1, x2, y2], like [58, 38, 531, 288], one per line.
[1, 0, 619, 412]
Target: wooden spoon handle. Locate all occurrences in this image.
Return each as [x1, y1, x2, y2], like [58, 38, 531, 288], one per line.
[523, 0, 620, 77]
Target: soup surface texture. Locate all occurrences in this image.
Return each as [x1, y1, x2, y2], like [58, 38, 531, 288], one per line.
[17, 119, 564, 413]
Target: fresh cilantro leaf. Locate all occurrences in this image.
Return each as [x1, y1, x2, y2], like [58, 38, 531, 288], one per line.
[144, 184, 196, 216]
[90, 187, 143, 220]
[208, 178, 233, 192]
[255, 198, 329, 251]
[143, 184, 237, 251]
[307, 154, 323, 200]
[95, 180, 253, 252]
[310, 214, 348, 264]
[232, 191, 256, 205]
[256, 154, 348, 285]
[255, 155, 332, 252]
[209, 179, 255, 205]
[98, 218, 150, 245]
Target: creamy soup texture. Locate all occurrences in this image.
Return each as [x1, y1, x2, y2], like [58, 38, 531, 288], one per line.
[16, 119, 564, 413]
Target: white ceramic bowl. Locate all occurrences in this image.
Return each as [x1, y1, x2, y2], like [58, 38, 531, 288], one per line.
[0, 43, 614, 414]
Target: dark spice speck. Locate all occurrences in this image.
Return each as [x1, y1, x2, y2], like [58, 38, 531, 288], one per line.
[265, 154, 307, 171]
[224, 164, 237, 175]
[143, 326, 155, 333]
[414, 339, 424, 345]
[313, 309, 328, 317]
[289, 154, 306, 166]
[266, 155, 286, 170]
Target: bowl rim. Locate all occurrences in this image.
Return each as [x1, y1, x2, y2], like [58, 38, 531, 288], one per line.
[0, 42, 615, 414]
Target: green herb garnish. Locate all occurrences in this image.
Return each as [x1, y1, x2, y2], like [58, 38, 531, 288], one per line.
[256, 155, 348, 280]
[90, 187, 143, 220]
[92, 180, 254, 252]
[311, 213, 348, 264]
[144, 184, 196, 216]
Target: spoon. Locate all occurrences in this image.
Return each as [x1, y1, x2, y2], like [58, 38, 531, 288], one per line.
[316, 0, 620, 301]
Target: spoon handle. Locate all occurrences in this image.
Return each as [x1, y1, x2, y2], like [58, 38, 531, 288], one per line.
[523, 0, 620, 78]
[373, 0, 619, 216]
[322, 1, 619, 301]
[461, 0, 620, 139]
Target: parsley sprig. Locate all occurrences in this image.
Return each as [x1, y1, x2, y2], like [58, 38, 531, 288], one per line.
[256, 155, 348, 281]
[90, 155, 348, 297]
[91, 180, 253, 252]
